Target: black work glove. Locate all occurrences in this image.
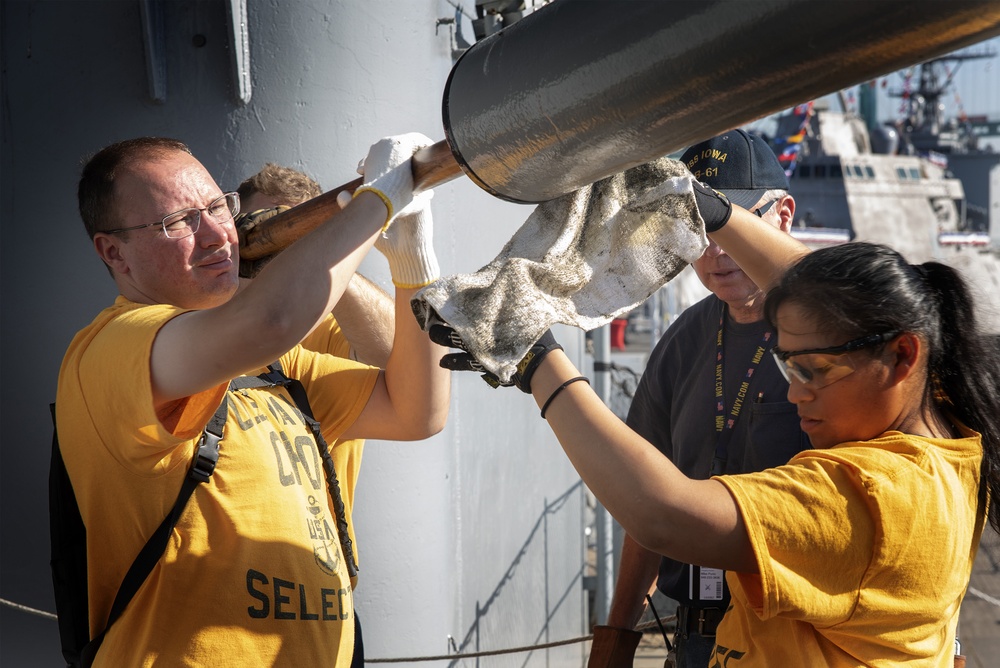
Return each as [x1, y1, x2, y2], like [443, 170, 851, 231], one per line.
[234, 206, 292, 278]
[427, 320, 563, 393]
[690, 180, 733, 233]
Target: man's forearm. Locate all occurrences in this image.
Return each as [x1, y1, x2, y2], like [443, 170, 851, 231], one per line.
[606, 533, 662, 628]
[382, 287, 450, 437]
[333, 273, 395, 367]
[151, 193, 387, 405]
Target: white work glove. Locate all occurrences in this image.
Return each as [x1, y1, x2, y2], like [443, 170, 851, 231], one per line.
[373, 190, 440, 288]
[348, 132, 433, 228]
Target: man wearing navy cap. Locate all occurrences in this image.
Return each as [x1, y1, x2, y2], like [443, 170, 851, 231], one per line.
[589, 130, 811, 668]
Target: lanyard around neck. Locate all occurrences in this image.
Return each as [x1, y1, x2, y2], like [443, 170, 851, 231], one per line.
[712, 311, 773, 475]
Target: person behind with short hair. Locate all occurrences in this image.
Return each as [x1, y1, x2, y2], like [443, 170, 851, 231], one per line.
[58, 133, 449, 666]
[235, 162, 395, 367]
[591, 130, 811, 668]
[433, 172, 1000, 666]
[237, 162, 324, 210]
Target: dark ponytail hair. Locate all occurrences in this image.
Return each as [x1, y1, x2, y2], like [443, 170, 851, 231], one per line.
[764, 242, 1000, 534]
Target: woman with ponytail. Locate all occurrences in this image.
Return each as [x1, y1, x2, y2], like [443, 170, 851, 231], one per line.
[763, 243, 1000, 536]
[435, 196, 1000, 666]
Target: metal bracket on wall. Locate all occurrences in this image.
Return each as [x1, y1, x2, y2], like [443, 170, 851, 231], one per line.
[138, 0, 167, 103]
[225, 0, 252, 105]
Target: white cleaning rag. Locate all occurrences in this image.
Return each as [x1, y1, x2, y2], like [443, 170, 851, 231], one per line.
[411, 156, 709, 382]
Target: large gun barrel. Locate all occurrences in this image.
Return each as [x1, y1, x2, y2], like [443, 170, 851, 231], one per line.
[242, 0, 1000, 259]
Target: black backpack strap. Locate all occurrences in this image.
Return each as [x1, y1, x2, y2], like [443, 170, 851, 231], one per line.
[83, 395, 228, 663]
[49, 403, 90, 667]
[286, 375, 358, 578]
[255, 362, 358, 578]
[63, 361, 357, 664]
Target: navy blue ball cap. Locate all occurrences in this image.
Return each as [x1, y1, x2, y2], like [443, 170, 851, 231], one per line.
[679, 129, 789, 209]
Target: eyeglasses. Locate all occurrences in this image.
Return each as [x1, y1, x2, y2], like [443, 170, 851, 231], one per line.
[103, 192, 240, 239]
[771, 331, 899, 389]
[752, 198, 777, 218]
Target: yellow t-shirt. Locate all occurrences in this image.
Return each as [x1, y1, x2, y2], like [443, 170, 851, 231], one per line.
[301, 315, 367, 583]
[715, 427, 985, 667]
[56, 297, 380, 667]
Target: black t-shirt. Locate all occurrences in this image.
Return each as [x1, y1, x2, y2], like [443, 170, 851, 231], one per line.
[625, 294, 811, 607]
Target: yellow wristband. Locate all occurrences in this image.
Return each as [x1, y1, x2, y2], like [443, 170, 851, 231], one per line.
[354, 186, 394, 230]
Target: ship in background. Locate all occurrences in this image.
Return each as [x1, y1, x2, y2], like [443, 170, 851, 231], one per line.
[762, 48, 1000, 336]
[891, 49, 1000, 235]
[622, 48, 1000, 353]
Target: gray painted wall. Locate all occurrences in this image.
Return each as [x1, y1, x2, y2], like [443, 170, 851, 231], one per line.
[1, 1, 588, 664]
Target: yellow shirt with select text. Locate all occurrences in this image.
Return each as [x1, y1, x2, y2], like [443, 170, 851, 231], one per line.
[56, 297, 379, 667]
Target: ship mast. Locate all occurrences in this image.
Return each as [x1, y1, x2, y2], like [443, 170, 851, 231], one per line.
[891, 48, 996, 154]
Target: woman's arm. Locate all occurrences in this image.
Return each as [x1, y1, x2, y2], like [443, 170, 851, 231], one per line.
[529, 349, 757, 573]
[709, 205, 810, 292]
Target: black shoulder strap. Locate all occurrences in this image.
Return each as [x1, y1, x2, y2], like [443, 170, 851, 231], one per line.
[49, 403, 90, 667]
[80, 396, 228, 663]
[250, 362, 358, 578]
[59, 362, 357, 665]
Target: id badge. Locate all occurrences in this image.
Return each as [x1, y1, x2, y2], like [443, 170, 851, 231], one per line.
[689, 566, 724, 601]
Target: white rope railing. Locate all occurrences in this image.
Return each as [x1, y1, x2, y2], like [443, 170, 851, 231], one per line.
[0, 597, 669, 661]
[6, 590, 1000, 662]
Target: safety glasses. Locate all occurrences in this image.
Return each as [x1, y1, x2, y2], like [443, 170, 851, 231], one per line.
[771, 331, 899, 389]
[103, 192, 240, 239]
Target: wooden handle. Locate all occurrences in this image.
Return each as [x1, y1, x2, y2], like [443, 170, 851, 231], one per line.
[240, 139, 463, 260]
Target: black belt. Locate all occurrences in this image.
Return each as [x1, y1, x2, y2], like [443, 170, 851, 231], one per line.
[676, 605, 725, 636]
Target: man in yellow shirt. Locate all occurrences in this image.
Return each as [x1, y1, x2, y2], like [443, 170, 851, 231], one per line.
[58, 134, 449, 666]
